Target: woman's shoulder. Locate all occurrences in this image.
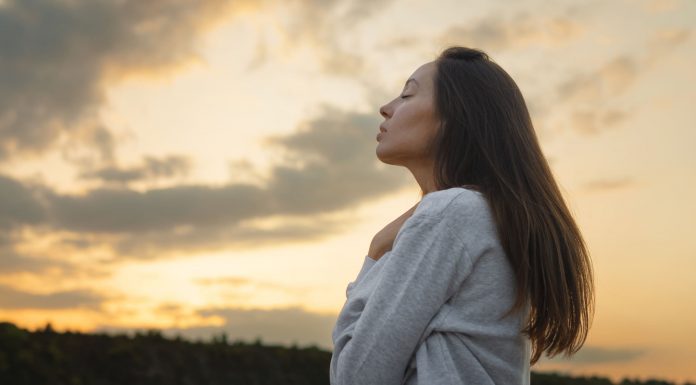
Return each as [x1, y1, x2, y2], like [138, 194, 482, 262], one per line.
[414, 186, 489, 219]
[406, 185, 501, 259]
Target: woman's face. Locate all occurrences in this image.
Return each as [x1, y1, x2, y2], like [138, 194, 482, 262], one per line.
[377, 61, 441, 167]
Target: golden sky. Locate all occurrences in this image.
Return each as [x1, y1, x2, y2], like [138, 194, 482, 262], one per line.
[0, 0, 694, 382]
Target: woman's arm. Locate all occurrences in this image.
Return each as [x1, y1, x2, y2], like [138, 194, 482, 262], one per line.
[330, 202, 480, 385]
[345, 255, 378, 298]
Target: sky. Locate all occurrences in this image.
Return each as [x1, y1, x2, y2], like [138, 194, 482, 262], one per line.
[0, 0, 694, 382]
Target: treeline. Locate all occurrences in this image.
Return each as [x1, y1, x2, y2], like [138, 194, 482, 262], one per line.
[0, 321, 691, 385]
[531, 372, 694, 385]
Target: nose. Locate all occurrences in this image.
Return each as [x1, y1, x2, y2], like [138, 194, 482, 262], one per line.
[379, 103, 390, 119]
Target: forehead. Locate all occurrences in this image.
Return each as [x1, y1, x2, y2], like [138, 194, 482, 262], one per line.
[406, 61, 436, 86]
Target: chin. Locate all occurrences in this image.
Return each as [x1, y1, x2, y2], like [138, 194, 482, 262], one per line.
[375, 149, 402, 166]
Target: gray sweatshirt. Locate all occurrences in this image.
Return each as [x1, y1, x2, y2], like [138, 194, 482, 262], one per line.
[330, 187, 531, 385]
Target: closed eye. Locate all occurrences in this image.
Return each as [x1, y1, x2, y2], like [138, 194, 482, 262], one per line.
[400, 94, 412, 99]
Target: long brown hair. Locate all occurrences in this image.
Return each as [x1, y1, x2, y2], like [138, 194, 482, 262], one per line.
[428, 46, 594, 365]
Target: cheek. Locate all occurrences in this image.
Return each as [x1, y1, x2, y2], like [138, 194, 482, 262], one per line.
[407, 103, 439, 137]
[397, 100, 436, 126]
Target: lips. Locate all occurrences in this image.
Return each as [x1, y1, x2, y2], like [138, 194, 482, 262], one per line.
[377, 125, 386, 141]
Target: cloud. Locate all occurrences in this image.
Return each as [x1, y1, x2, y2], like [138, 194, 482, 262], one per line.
[245, 0, 396, 76]
[46, 106, 404, 234]
[641, 0, 681, 13]
[557, 56, 639, 103]
[645, 27, 692, 59]
[374, 35, 422, 51]
[0, 283, 105, 309]
[566, 108, 632, 135]
[261, 105, 408, 213]
[97, 305, 337, 350]
[0, 245, 75, 274]
[0, 0, 240, 162]
[246, 31, 270, 72]
[196, 306, 336, 349]
[554, 54, 645, 135]
[0, 174, 47, 230]
[0, 106, 411, 262]
[582, 177, 640, 192]
[0, 172, 107, 276]
[195, 276, 255, 287]
[48, 183, 270, 234]
[438, 12, 584, 51]
[543, 345, 645, 365]
[194, 275, 314, 298]
[551, 25, 691, 135]
[285, 0, 392, 76]
[112, 211, 352, 259]
[77, 154, 193, 184]
[0, 228, 113, 278]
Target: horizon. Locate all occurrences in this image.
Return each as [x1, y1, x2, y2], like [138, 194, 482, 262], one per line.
[0, 320, 690, 385]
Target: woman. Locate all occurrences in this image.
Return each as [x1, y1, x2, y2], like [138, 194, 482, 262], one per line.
[329, 46, 595, 385]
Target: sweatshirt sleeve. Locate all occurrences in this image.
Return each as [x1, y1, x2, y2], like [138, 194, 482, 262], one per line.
[330, 202, 480, 385]
[345, 255, 378, 298]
